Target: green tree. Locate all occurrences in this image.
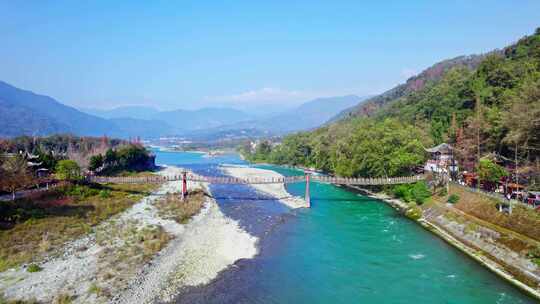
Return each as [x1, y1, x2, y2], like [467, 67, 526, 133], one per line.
[37, 150, 58, 171]
[104, 148, 117, 165]
[115, 145, 150, 170]
[88, 154, 104, 172]
[55, 160, 82, 181]
[477, 159, 508, 183]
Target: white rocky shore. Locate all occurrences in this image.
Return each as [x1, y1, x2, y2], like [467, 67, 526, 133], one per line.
[0, 166, 258, 303]
[221, 165, 308, 209]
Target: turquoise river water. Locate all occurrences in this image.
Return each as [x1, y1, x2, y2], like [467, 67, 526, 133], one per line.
[153, 149, 536, 304]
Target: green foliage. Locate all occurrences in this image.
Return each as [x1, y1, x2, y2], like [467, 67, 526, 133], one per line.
[99, 190, 111, 198]
[55, 160, 81, 181]
[244, 119, 428, 178]
[36, 150, 58, 171]
[88, 154, 104, 172]
[26, 263, 42, 273]
[60, 184, 99, 198]
[99, 145, 153, 174]
[477, 159, 508, 183]
[393, 184, 414, 203]
[448, 194, 460, 204]
[373, 29, 540, 169]
[104, 148, 118, 165]
[392, 181, 431, 205]
[405, 206, 423, 220]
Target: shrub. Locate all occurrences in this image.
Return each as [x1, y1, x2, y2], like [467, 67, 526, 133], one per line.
[448, 194, 460, 204]
[88, 154, 104, 172]
[27, 263, 42, 273]
[477, 159, 508, 183]
[99, 190, 111, 198]
[393, 182, 431, 205]
[405, 206, 422, 220]
[392, 184, 413, 202]
[55, 160, 82, 181]
[411, 182, 431, 205]
[61, 185, 99, 198]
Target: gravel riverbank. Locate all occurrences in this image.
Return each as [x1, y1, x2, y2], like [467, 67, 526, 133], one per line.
[0, 166, 258, 303]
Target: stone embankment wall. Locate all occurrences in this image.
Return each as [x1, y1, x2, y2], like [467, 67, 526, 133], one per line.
[422, 204, 540, 293]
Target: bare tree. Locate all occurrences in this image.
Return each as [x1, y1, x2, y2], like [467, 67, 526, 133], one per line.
[0, 155, 33, 200]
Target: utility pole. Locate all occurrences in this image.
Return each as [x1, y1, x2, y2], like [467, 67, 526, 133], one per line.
[515, 143, 519, 185]
[476, 95, 482, 190]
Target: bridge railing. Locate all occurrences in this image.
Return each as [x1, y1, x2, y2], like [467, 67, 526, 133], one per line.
[87, 173, 426, 185]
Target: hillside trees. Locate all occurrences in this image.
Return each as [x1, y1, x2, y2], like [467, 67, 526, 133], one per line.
[245, 119, 428, 178]
[330, 119, 427, 177]
[502, 79, 540, 163]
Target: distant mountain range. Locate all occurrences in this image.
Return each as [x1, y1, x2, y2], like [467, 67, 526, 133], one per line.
[0, 81, 121, 137]
[0, 80, 364, 139]
[82, 95, 367, 137]
[203, 95, 367, 135]
[82, 106, 253, 134]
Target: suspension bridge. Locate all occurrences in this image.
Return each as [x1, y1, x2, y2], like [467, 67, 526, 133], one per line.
[88, 172, 426, 207]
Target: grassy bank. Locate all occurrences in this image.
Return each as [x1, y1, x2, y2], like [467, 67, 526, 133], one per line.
[155, 189, 207, 224]
[449, 185, 540, 242]
[0, 176, 159, 272]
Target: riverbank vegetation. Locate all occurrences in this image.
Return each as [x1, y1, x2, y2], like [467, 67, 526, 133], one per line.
[0, 178, 158, 272]
[241, 28, 540, 186]
[89, 144, 155, 175]
[155, 189, 207, 224]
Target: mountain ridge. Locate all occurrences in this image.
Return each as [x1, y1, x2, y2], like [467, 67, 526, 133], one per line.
[328, 53, 495, 123]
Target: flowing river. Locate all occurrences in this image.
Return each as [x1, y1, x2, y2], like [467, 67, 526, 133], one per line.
[153, 149, 536, 304]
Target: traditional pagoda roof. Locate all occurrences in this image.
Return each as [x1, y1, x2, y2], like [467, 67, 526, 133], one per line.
[425, 143, 453, 154]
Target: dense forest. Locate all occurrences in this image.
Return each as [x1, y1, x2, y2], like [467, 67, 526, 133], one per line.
[243, 28, 540, 185]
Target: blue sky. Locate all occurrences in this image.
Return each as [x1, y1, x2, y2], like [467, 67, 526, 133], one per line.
[0, 1, 539, 111]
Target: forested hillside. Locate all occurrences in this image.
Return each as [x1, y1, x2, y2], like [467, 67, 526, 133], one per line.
[330, 54, 489, 122]
[243, 28, 540, 181]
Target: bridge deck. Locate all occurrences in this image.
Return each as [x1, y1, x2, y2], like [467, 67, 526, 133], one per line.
[88, 174, 425, 186]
